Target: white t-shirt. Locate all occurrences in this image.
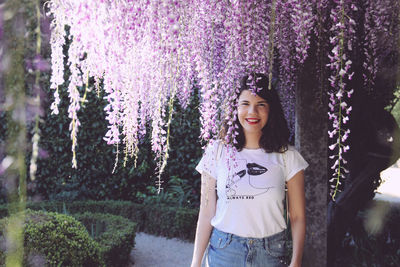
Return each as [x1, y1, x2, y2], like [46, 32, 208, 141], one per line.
[195, 141, 309, 238]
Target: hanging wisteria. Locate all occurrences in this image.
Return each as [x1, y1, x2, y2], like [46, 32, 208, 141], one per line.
[327, 0, 357, 200]
[363, 0, 399, 93]
[46, 0, 399, 195]
[327, 0, 400, 200]
[46, 0, 314, 191]
[275, 0, 314, 139]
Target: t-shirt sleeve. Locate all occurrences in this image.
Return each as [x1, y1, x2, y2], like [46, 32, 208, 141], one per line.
[195, 141, 220, 180]
[284, 148, 309, 182]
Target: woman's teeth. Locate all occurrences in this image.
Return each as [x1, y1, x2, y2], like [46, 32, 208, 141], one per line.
[246, 119, 259, 123]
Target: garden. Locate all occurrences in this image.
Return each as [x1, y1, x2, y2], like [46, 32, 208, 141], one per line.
[1, 0, 400, 266]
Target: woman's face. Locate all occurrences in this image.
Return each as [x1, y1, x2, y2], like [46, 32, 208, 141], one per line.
[237, 90, 270, 136]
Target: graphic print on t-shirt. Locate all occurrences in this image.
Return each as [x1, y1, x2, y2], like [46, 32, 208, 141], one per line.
[226, 158, 275, 200]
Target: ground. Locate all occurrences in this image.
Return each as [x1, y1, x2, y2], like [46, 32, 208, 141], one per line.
[130, 232, 194, 267]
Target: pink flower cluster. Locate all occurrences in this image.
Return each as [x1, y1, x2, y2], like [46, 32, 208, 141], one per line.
[47, 0, 316, 178]
[275, 0, 314, 139]
[46, 0, 400, 195]
[327, 0, 356, 200]
[363, 0, 399, 92]
[327, 0, 399, 200]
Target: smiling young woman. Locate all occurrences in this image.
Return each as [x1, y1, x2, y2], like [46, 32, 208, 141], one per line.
[191, 73, 308, 267]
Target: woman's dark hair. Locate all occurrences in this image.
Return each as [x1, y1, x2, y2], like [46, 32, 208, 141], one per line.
[222, 73, 290, 153]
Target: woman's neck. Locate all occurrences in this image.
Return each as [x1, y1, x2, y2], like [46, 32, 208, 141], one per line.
[244, 133, 261, 149]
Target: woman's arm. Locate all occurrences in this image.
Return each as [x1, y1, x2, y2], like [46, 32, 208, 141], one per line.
[190, 172, 217, 267]
[287, 170, 306, 267]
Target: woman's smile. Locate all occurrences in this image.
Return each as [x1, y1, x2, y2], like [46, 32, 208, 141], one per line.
[245, 118, 261, 124]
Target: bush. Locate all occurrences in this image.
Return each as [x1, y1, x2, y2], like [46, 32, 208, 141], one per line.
[0, 209, 104, 266]
[74, 212, 137, 267]
[0, 200, 199, 241]
[142, 204, 198, 240]
[25, 200, 147, 231]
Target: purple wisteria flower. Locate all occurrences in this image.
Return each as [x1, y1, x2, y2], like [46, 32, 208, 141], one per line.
[326, 0, 357, 200]
[46, 0, 315, 177]
[46, 0, 400, 195]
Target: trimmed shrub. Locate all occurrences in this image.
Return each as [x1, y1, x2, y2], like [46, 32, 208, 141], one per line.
[25, 200, 147, 230]
[142, 204, 198, 240]
[28, 200, 140, 217]
[0, 209, 104, 266]
[28, 200, 197, 240]
[0, 200, 199, 241]
[74, 212, 136, 267]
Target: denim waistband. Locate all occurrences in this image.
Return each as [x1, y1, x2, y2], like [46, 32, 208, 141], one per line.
[212, 228, 286, 245]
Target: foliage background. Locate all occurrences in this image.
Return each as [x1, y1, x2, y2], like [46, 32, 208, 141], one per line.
[32, 79, 202, 205]
[0, 0, 203, 207]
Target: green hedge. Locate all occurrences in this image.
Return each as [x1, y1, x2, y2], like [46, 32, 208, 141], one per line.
[0, 209, 104, 266]
[0, 200, 199, 241]
[73, 212, 136, 267]
[143, 204, 198, 240]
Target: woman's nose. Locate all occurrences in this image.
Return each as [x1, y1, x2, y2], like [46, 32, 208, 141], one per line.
[248, 104, 257, 114]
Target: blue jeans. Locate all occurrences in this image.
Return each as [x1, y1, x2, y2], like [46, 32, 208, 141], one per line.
[206, 228, 288, 267]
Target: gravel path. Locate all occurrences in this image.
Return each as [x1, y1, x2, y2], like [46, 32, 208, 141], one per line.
[131, 232, 195, 267]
